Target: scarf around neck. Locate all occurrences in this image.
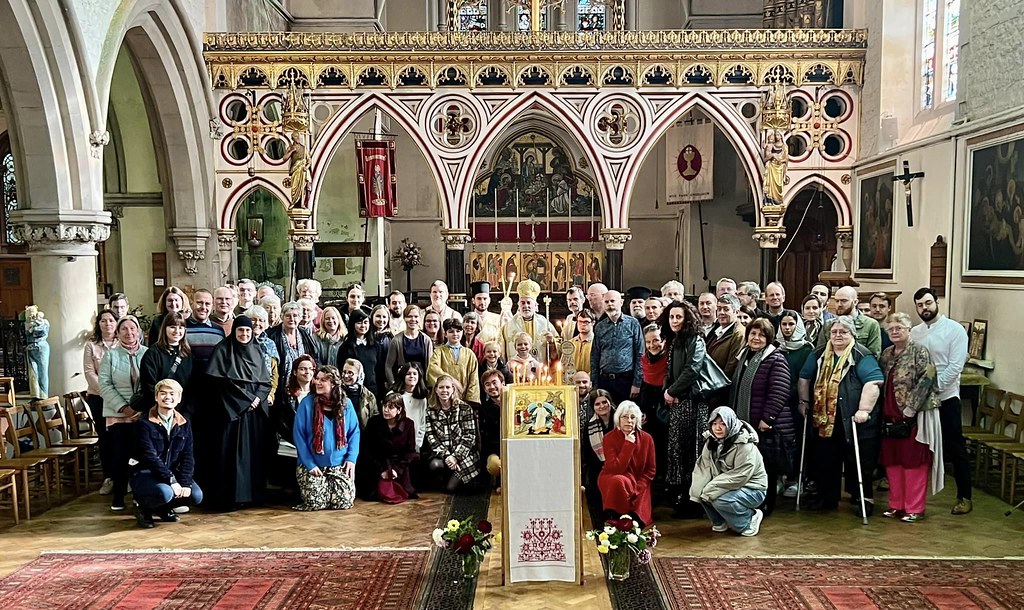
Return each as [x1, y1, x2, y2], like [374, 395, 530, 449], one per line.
[730, 346, 771, 423]
[312, 395, 346, 454]
[812, 341, 855, 438]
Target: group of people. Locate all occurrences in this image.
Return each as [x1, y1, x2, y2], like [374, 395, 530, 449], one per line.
[81, 274, 973, 537]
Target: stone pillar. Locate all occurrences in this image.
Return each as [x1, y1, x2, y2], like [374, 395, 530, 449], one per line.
[441, 229, 471, 298]
[834, 226, 854, 272]
[288, 208, 317, 285]
[217, 230, 237, 284]
[11, 211, 111, 396]
[555, 2, 570, 31]
[169, 227, 214, 285]
[437, 0, 450, 31]
[753, 228, 785, 286]
[622, 0, 637, 30]
[494, 0, 511, 31]
[600, 228, 631, 291]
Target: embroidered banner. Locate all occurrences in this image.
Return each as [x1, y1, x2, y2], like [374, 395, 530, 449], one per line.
[355, 139, 397, 217]
[666, 118, 714, 204]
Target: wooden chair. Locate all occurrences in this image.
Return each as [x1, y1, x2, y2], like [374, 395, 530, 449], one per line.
[0, 467, 18, 525]
[0, 377, 16, 408]
[1006, 451, 1024, 506]
[0, 408, 51, 519]
[964, 387, 1010, 482]
[978, 393, 1024, 501]
[62, 392, 98, 439]
[3, 404, 78, 503]
[33, 397, 94, 492]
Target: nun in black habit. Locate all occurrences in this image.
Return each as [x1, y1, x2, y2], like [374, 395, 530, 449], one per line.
[200, 316, 273, 509]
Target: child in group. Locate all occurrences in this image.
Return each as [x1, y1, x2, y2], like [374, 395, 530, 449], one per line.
[427, 318, 480, 403]
[690, 406, 768, 537]
[508, 332, 542, 382]
[130, 378, 203, 528]
[478, 340, 512, 387]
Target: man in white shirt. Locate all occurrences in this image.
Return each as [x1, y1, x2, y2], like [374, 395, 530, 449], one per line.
[910, 287, 972, 515]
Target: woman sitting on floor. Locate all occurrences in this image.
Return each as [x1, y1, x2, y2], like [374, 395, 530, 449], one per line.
[690, 406, 768, 537]
[598, 400, 656, 527]
[130, 378, 203, 528]
[293, 365, 360, 511]
[424, 374, 480, 492]
[359, 393, 419, 502]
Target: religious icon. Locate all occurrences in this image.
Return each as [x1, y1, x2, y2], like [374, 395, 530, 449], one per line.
[508, 386, 573, 438]
[522, 252, 552, 292]
[470, 252, 488, 283]
[551, 253, 568, 292]
[587, 254, 603, 283]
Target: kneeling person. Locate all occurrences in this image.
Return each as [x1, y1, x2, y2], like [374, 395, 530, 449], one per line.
[131, 379, 203, 528]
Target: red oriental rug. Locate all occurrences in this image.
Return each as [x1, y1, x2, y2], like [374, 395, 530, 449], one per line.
[0, 549, 428, 609]
[655, 557, 1024, 610]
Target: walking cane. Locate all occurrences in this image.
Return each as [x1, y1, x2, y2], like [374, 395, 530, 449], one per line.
[796, 411, 809, 511]
[851, 416, 869, 526]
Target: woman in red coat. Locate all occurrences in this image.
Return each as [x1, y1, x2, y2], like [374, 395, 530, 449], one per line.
[598, 400, 657, 526]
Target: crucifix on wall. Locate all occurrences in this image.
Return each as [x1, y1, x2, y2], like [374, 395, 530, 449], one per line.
[892, 160, 925, 227]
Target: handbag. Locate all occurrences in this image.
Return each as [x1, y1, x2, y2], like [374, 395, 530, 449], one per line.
[758, 430, 791, 473]
[882, 419, 914, 438]
[691, 356, 730, 400]
[377, 473, 409, 504]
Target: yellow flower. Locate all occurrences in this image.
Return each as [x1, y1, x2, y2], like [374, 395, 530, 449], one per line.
[597, 544, 609, 554]
[495, 532, 502, 545]
[598, 532, 609, 542]
[447, 519, 460, 532]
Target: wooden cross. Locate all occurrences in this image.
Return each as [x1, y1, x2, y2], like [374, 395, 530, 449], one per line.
[892, 160, 925, 227]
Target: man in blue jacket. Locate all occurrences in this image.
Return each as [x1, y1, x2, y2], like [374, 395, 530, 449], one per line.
[130, 378, 203, 528]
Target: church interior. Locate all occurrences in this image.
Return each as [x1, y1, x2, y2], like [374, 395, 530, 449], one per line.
[1, 1, 1023, 609]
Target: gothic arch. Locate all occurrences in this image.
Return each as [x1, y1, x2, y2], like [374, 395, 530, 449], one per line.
[784, 173, 852, 226]
[309, 93, 449, 229]
[618, 91, 764, 228]
[221, 177, 290, 230]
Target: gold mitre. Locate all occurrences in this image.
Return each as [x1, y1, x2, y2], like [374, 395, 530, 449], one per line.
[518, 279, 541, 300]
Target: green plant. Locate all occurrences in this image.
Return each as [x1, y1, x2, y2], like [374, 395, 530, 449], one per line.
[585, 515, 660, 565]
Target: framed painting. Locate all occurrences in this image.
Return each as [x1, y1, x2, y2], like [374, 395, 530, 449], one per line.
[855, 161, 896, 280]
[969, 319, 988, 360]
[550, 252, 570, 293]
[502, 253, 521, 291]
[963, 126, 1024, 284]
[504, 384, 577, 439]
[469, 251, 488, 284]
[521, 252, 552, 292]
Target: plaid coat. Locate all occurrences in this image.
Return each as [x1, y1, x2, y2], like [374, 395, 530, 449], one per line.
[425, 400, 481, 483]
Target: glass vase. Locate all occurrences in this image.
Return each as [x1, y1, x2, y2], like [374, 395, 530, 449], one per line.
[606, 547, 631, 581]
[461, 551, 482, 579]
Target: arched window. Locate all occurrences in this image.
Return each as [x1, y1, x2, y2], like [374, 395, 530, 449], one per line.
[457, 0, 488, 32]
[577, 0, 606, 31]
[0, 133, 20, 245]
[920, 0, 960, 110]
[516, 6, 548, 31]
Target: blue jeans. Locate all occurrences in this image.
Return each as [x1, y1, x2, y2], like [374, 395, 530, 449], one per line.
[702, 487, 766, 532]
[130, 471, 204, 511]
[26, 343, 49, 398]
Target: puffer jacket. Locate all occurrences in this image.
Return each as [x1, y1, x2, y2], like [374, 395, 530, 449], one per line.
[689, 421, 768, 502]
[731, 345, 794, 442]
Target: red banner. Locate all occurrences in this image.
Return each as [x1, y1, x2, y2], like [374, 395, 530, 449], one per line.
[355, 140, 397, 218]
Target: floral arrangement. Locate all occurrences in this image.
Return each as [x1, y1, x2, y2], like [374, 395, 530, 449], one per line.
[393, 238, 426, 272]
[586, 516, 660, 579]
[431, 516, 501, 578]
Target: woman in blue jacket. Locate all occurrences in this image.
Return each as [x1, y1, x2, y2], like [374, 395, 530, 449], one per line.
[293, 365, 360, 510]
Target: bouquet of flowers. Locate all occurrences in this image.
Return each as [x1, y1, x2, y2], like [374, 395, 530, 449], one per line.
[586, 515, 660, 580]
[393, 238, 425, 272]
[431, 516, 501, 578]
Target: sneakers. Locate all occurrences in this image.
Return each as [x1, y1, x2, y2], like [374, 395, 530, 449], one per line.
[158, 511, 180, 523]
[882, 508, 905, 519]
[741, 509, 763, 537]
[99, 478, 114, 495]
[901, 513, 925, 522]
[951, 498, 973, 515]
[134, 504, 155, 529]
[711, 522, 729, 533]
[111, 497, 126, 512]
[172, 505, 190, 514]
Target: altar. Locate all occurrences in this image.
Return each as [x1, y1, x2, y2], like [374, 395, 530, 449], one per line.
[501, 381, 584, 585]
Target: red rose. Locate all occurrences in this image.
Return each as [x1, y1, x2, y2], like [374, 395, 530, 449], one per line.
[477, 520, 493, 534]
[613, 518, 633, 532]
[455, 533, 476, 554]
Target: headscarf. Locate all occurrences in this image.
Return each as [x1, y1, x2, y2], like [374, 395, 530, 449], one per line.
[708, 406, 744, 439]
[254, 332, 279, 376]
[205, 316, 272, 385]
[779, 309, 811, 352]
[812, 338, 855, 438]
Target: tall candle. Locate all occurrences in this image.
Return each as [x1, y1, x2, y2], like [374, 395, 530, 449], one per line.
[516, 190, 521, 242]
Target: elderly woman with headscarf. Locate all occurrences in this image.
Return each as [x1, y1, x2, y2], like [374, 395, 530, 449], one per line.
[598, 400, 657, 526]
[690, 406, 768, 536]
[200, 316, 274, 510]
[878, 312, 943, 522]
[798, 315, 884, 516]
[728, 318, 791, 516]
[98, 315, 148, 511]
[293, 365, 360, 510]
[778, 309, 813, 497]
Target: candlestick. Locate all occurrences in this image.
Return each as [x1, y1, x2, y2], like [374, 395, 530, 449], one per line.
[516, 190, 521, 242]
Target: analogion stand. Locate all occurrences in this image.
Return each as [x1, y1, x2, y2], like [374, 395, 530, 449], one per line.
[500, 382, 584, 585]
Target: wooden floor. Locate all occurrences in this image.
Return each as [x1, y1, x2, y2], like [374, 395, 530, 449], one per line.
[1, 480, 1022, 609]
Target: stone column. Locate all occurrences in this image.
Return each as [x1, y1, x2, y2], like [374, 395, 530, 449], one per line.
[289, 208, 317, 284]
[555, 2, 570, 31]
[622, 0, 637, 30]
[217, 230, 237, 284]
[753, 228, 786, 285]
[441, 229, 471, 300]
[834, 226, 854, 272]
[599, 228, 631, 291]
[437, 0, 450, 31]
[11, 211, 111, 396]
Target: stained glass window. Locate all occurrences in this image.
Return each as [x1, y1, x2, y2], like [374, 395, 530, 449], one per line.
[920, 0, 937, 109]
[2, 149, 20, 245]
[457, 1, 488, 32]
[516, 6, 547, 31]
[577, 0, 606, 31]
[942, 0, 960, 102]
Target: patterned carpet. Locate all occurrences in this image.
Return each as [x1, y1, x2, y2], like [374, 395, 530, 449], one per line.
[655, 557, 1024, 610]
[0, 549, 428, 609]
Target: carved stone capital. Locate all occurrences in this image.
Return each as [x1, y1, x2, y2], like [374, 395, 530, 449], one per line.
[440, 229, 472, 250]
[753, 228, 786, 249]
[599, 228, 632, 250]
[217, 229, 238, 251]
[10, 210, 112, 255]
[90, 130, 110, 159]
[835, 226, 854, 243]
[290, 229, 318, 251]
[177, 250, 206, 275]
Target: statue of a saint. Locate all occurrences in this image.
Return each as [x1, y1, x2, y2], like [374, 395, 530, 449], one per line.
[762, 128, 788, 205]
[24, 305, 50, 398]
[282, 131, 310, 209]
